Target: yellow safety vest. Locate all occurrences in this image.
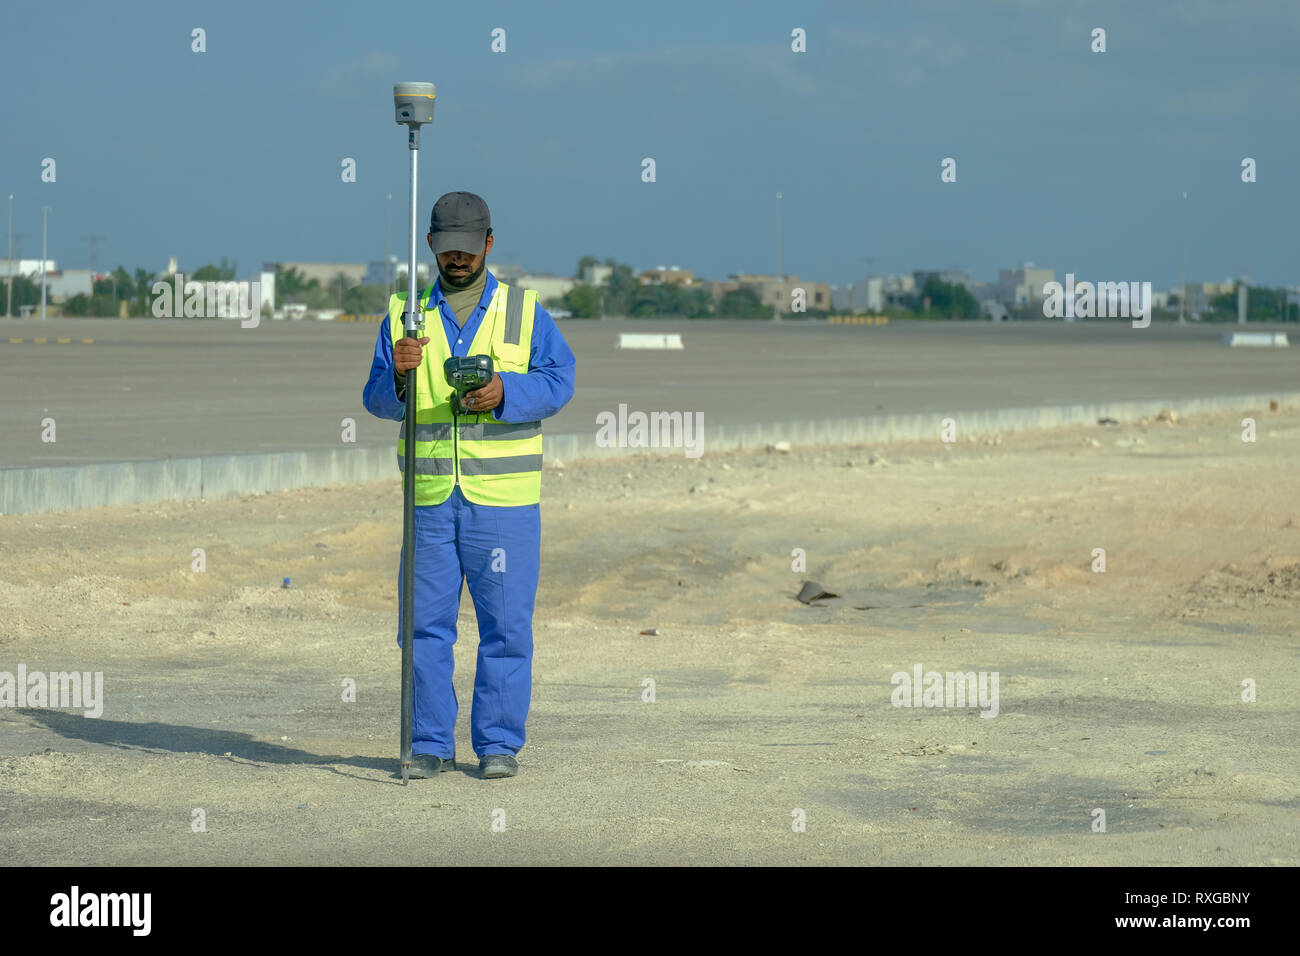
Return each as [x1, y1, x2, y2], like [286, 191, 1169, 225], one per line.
[388, 279, 542, 507]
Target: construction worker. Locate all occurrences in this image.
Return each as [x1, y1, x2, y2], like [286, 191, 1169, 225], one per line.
[362, 191, 576, 779]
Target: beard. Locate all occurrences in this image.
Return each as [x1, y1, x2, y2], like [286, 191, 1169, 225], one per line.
[438, 258, 485, 289]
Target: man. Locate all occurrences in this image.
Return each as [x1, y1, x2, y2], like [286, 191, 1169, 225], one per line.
[362, 191, 575, 779]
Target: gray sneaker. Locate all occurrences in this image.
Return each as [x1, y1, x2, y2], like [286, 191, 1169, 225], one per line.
[479, 754, 518, 778]
[407, 754, 454, 779]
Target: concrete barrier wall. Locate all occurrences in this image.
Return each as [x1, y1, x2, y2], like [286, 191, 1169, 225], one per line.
[3, 390, 1296, 515]
[0, 447, 400, 515]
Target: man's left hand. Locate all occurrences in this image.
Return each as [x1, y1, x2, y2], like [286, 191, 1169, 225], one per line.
[462, 372, 504, 413]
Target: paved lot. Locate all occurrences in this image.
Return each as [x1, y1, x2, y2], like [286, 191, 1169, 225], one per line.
[1, 316, 1296, 467]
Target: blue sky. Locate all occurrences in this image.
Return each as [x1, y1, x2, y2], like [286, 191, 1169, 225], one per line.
[3, 0, 1297, 289]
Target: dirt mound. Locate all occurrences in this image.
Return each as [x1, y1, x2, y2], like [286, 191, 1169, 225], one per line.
[1187, 555, 1300, 608]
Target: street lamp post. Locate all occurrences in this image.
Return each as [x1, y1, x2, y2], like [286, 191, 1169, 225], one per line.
[773, 192, 782, 322]
[866, 255, 874, 316]
[40, 205, 51, 320]
[6, 194, 12, 319]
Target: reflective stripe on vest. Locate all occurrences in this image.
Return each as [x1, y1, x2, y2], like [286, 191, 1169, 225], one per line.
[390, 279, 543, 507]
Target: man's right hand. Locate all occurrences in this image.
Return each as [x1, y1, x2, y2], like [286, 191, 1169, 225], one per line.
[394, 336, 431, 374]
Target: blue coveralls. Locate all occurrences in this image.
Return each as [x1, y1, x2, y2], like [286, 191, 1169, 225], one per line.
[361, 269, 576, 760]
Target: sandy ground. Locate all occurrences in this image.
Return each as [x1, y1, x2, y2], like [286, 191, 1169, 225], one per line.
[1, 404, 1297, 865]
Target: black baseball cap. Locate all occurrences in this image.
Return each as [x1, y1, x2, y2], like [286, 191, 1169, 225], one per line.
[429, 191, 491, 254]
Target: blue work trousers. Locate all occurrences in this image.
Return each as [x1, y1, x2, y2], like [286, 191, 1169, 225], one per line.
[397, 485, 540, 759]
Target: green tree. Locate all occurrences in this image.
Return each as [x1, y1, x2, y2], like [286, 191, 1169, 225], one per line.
[276, 265, 319, 301]
[574, 255, 600, 280]
[328, 272, 352, 310]
[600, 263, 640, 316]
[717, 286, 767, 318]
[1207, 290, 1233, 320]
[1209, 283, 1297, 322]
[5, 275, 41, 310]
[61, 291, 115, 316]
[629, 282, 666, 317]
[111, 265, 132, 299]
[193, 257, 237, 281]
[920, 277, 979, 318]
[61, 293, 91, 316]
[92, 266, 132, 303]
[683, 287, 713, 318]
[628, 282, 711, 318]
[132, 268, 153, 317]
[343, 283, 391, 316]
[300, 283, 334, 310]
[92, 293, 118, 316]
[562, 283, 602, 317]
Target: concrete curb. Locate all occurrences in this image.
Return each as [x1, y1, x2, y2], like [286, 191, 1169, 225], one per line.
[3, 390, 1295, 515]
[544, 390, 1297, 462]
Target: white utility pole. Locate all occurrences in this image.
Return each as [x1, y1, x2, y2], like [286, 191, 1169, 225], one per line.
[6, 194, 12, 319]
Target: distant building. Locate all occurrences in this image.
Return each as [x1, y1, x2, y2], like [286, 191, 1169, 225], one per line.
[1197, 280, 1236, 301]
[836, 273, 1002, 314]
[1171, 280, 1236, 318]
[516, 273, 574, 306]
[981, 300, 1008, 321]
[580, 264, 612, 285]
[964, 281, 1006, 316]
[856, 277, 885, 311]
[274, 261, 367, 288]
[712, 273, 832, 313]
[832, 277, 884, 312]
[882, 274, 916, 307]
[0, 258, 58, 277]
[491, 262, 525, 285]
[44, 269, 95, 299]
[1287, 287, 1300, 319]
[995, 262, 1056, 309]
[790, 276, 833, 311]
[364, 259, 397, 287]
[639, 266, 695, 286]
[394, 262, 432, 286]
[259, 269, 276, 311]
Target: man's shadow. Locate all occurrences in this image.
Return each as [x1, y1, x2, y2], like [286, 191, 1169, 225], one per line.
[18, 710, 404, 785]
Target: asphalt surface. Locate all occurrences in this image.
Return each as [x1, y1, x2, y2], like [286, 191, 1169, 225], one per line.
[1, 316, 1296, 467]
